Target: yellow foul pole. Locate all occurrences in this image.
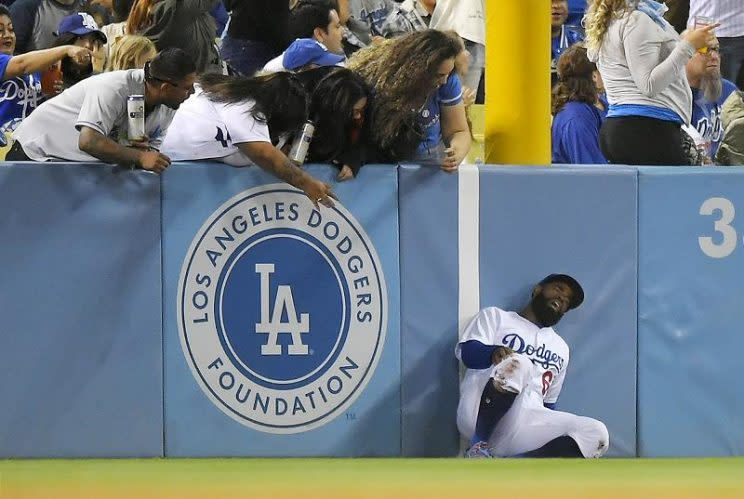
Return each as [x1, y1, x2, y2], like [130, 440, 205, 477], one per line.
[485, 0, 551, 165]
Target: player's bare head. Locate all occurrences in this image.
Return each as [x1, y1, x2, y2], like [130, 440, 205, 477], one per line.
[529, 274, 584, 327]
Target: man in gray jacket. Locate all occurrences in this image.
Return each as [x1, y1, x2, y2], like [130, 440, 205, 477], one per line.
[9, 0, 84, 52]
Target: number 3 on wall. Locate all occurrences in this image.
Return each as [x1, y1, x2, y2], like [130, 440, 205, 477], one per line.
[699, 197, 737, 258]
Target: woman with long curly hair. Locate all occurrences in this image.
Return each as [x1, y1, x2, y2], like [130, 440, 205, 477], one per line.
[551, 44, 607, 164]
[584, 0, 716, 165]
[347, 29, 470, 171]
[160, 72, 336, 208]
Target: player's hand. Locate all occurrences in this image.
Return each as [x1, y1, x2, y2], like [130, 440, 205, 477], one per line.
[683, 23, 719, 51]
[491, 346, 515, 365]
[300, 176, 337, 209]
[441, 147, 461, 173]
[337, 164, 354, 181]
[66, 46, 92, 66]
[136, 149, 171, 173]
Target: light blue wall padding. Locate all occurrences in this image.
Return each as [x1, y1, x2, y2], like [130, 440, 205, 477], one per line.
[0, 163, 163, 458]
[398, 165, 461, 457]
[161, 163, 400, 457]
[638, 168, 744, 457]
[477, 166, 638, 458]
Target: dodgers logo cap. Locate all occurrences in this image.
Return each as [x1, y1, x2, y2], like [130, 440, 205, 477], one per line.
[283, 38, 345, 71]
[55, 13, 107, 44]
[539, 273, 584, 310]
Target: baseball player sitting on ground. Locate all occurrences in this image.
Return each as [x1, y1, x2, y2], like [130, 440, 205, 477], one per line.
[457, 274, 609, 458]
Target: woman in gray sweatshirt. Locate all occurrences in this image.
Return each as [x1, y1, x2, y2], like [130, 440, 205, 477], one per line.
[584, 0, 716, 165]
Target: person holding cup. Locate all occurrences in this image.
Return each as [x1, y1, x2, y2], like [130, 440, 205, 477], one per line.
[584, 0, 717, 165]
[0, 5, 91, 136]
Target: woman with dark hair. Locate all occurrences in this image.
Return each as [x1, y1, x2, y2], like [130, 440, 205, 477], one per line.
[52, 13, 107, 90]
[161, 72, 336, 207]
[347, 29, 470, 171]
[294, 66, 371, 180]
[551, 44, 608, 164]
[0, 6, 91, 124]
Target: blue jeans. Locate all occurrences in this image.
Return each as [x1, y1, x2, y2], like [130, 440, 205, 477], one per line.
[219, 36, 278, 76]
[719, 36, 744, 88]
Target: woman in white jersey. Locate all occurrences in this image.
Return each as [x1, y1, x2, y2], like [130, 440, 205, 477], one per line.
[161, 71, 336, 208]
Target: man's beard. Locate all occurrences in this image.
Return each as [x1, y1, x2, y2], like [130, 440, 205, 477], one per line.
[531, 292, 564, 328]
[701, 71, 723, 102]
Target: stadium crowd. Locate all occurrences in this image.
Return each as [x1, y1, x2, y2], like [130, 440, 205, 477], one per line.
[552, 0, 744, 166]
[0, 0, 485, 205]
[1, 0, 743, 192]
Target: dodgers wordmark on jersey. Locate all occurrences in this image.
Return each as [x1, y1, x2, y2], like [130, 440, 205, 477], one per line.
[160, 85, 270, 166]
[691, 78, 738, 159]
[12, 69, 174, 162]
[456, 306, 569, 412]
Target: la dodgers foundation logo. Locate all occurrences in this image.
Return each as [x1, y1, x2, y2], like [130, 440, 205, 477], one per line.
[178, 185, 387, 433]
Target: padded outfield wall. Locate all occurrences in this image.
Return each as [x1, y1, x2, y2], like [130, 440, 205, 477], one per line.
[1, 163, 742, 458]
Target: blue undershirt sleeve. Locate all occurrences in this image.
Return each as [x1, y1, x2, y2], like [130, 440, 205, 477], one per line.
[544, 402, 557, 410]
[460, 340, 497, 370]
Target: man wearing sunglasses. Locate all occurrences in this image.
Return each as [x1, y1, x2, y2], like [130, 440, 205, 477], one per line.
[685, 36, 739, 163]
[8, 48, 196, 173]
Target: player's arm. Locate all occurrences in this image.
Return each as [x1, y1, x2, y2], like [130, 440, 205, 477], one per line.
[78, 126, 171, 172]
[236, 141, 337, 209]
[460, 341, 514, 369]
[457, 307, 514, 369]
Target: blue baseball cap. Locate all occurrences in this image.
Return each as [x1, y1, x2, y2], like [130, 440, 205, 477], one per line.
[55, 13, 107, 43]
[283, 38, 345, 71]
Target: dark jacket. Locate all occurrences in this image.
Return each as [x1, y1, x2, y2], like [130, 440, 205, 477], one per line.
[10, 0, 83, 52]
[224, 0, 288, 53]
[138, 0, 219, 73]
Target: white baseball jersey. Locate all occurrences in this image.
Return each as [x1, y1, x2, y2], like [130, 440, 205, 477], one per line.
[13, 69, 175, 162]
[161, 86, 271, 166]
[455, 307, 609, 458]
[456, 306, 570, 407]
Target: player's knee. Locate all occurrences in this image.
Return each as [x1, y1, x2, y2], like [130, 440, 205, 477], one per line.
[583, 419, 609, 458]
[492, 354, 532, 393]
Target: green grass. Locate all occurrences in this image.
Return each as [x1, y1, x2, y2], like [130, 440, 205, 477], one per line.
[2, 458, 744, 498]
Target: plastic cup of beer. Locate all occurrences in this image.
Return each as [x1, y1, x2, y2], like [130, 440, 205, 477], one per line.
[693, 16, 716, 54]
[40, 65, 62, 96]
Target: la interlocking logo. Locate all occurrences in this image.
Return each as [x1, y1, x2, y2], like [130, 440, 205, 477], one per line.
[255, 263, 309, 356]
[178, 185, 387, 434]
